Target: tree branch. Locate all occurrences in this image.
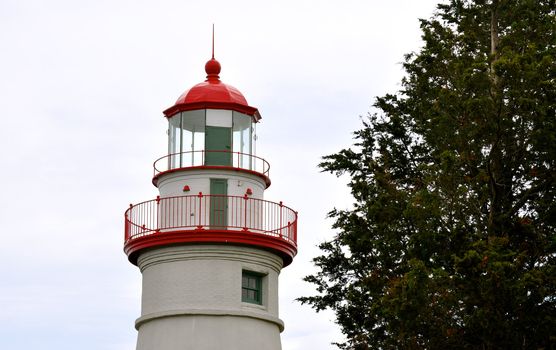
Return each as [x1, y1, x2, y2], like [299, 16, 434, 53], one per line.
[506, 178, 554, 219]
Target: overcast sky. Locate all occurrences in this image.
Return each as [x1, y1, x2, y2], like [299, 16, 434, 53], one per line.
[0, 1, 440, 349]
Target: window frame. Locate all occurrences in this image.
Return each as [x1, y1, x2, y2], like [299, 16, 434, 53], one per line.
[241, 270, 263, 305]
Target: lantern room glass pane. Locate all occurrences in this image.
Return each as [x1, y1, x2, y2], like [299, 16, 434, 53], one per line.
[168, 110, 206, 168]
[168, 114, 182, 169]
[182, 110, 205, 166]
[233, 112, 253, 169]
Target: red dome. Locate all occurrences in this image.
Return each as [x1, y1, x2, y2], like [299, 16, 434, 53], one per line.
[163, 58, 260, 120]
[175, 80, 249, 106]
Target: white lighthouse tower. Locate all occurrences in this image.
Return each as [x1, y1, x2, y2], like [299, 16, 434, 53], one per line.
[123, 49, 297, 350]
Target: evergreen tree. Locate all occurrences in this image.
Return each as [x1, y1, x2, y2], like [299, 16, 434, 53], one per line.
[299, 1, 556, 349]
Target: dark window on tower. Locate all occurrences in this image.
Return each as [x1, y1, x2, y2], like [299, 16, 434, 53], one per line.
[242, 271, 262, 305]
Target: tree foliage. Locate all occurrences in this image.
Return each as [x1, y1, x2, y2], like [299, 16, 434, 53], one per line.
[299, 1, 556, 349]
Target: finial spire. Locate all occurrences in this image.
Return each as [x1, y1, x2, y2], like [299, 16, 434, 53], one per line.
[205, 24, 221, 82]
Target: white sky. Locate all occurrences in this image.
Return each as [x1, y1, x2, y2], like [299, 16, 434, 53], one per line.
[0, 1, 440, 349]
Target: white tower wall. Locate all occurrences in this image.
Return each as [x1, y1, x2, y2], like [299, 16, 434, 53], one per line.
[157, 169, 266, 199]
[135, 244, 284, 350]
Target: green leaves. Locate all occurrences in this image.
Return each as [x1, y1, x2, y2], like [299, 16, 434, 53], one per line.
[299, 1, 556, 349]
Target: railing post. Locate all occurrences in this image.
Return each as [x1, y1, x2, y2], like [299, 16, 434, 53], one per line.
[294, 211, 298, 242]
[197, 192, 204, 230]
[155, 196, 161, 233]
[125, 210, 130, 242]
[126, 204, 133, 241]
[243, 194, 248, 231]
[287, 221, 291, 241]
[279, 201, 283, 238]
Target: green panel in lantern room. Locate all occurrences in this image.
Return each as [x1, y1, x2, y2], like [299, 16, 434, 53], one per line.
[205, 126, 232, 166]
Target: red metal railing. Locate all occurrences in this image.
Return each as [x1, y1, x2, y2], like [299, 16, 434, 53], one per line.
[125, 194, 297, 245]
[153, 151, 270, 178]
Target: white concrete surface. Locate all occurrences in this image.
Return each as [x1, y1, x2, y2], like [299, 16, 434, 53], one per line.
[135, 244, 284, 350]
[157, 168, 266, 199]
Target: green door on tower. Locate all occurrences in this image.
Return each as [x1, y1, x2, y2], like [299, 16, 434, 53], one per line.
[205, 126, 232, 166]
[210, 179, 228, 227]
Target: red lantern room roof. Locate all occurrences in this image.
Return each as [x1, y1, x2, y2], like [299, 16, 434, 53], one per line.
[163, 57, 261, 121]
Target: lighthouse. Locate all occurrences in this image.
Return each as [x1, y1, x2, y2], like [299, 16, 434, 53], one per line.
[123, 50, 297, 350]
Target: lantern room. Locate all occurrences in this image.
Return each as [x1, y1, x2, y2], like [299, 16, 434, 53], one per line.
[166, 109, 255, 168]
[157, 57, 268, 181]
